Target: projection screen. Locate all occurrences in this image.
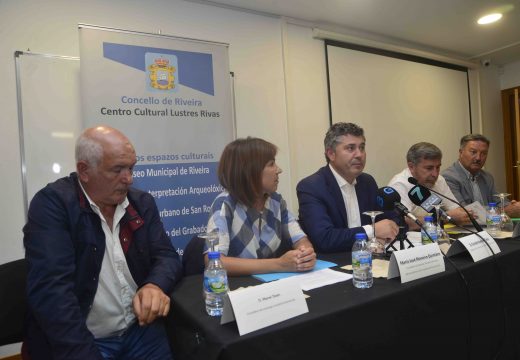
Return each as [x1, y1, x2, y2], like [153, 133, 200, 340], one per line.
[326, 41, 471, 186]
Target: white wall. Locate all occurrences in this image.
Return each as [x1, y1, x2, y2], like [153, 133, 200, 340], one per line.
[284, 24, 330, 210]
[500, 59, 520, 90]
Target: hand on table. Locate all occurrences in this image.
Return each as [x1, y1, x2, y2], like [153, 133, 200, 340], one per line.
[279, 246, 316, 272]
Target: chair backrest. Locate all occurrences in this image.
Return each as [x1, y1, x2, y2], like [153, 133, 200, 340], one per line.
[0, 259, 27, 346]
[182, 236, 206, 276]
[513, 222, 520, 238]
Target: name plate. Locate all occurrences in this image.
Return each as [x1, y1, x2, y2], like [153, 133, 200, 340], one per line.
[446, 231, 500, 262]
[221, 277, 308, 336]
[388, 243, 445, 283]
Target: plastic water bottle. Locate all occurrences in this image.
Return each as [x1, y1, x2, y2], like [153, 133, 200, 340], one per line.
[203, 251, 229, 316]
[421, 216, 438, 244]
[486, 202, 501, 237]
[352, 233, 373, 289]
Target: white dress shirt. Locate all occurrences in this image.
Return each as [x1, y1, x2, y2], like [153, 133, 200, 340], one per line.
[329, 165, 373, 238]
[80, 181, 138, 338]
[388, 168, 458, 219]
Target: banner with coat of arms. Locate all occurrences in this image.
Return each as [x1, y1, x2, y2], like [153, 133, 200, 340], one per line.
[79, 24, 234, 254]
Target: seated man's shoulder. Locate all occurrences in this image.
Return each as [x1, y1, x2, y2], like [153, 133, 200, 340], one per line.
[436, 174, 451, 186]
[357, 172, 377, 184]
[443, 162, 457, 172]
[441, 162, 458, 179]
[297, 166, 328, 188]
[388, 168, 407, 182]
[36, 174, 79, 203]
[27, 175, 84, 221]
[387, 169, 411, 194]
[128, 186, 151, 201]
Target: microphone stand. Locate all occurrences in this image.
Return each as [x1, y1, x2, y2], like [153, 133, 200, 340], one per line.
[386, 214, 413, 252]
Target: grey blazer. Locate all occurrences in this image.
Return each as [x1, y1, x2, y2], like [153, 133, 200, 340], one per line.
[442, 161, 497, 206]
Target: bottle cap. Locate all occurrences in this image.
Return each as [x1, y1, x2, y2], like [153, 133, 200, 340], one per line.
[424, 216, 433, 222]
[488, 202, 497, 207]
[208, 251, 220, 260]
[355, 233, 367, 240]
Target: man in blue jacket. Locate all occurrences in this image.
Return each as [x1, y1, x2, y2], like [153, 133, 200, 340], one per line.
[297, 122, 399, 253]
[23, 126, 182, 359]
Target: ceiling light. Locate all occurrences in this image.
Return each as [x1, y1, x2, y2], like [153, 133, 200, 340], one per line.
[477, 13, 503, 25]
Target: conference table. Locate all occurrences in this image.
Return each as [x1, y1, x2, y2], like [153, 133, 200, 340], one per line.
[167, 238, 520, 360]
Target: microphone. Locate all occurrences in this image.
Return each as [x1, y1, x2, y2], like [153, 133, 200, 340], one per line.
[407, 177, 483, 232]
[376, 186, 419, 224]
[408, 185, 453, 222]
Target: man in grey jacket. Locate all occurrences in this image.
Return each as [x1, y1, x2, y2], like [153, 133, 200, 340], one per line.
[442, 134, 520, 217]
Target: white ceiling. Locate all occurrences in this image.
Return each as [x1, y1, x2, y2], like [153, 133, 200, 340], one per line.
[187, 0, 520, 66]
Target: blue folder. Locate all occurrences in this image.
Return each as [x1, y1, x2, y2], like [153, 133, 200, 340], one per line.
[252, 259, 338, 282]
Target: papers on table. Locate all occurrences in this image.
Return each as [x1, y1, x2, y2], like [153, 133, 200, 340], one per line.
[445, 224, 512, 239]
[295, 268, 352, 291]
[252, 259, 352, 291]
[445, 225, 478, 234]
[221, 264, 352, 335]
[494, 231, 513, 239]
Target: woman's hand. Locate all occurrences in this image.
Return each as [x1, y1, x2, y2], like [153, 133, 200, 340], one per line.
[278, 246, 316, 272]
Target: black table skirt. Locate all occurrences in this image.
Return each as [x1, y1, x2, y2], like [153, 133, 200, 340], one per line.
[167, 239, 520, 360]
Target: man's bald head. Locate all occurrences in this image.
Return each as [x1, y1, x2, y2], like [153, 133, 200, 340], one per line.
[75, 126, 134, 168]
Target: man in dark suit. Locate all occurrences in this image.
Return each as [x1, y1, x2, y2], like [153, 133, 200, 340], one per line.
[442, 133, 520, 217]
[297, 122, 399, 253]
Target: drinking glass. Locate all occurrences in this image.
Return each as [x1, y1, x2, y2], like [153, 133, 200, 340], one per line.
[199, 229, 219, 300]
[362, 211, 385, 258]
[199, 229, 219, 252]
[494, 193, 514, 232]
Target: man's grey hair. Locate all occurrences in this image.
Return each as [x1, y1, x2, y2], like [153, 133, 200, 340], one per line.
[406, 142, 442, 165]
[323, 122, 365, 162]
[75, 133, 103, 168]
[460, 134, 490, 150]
